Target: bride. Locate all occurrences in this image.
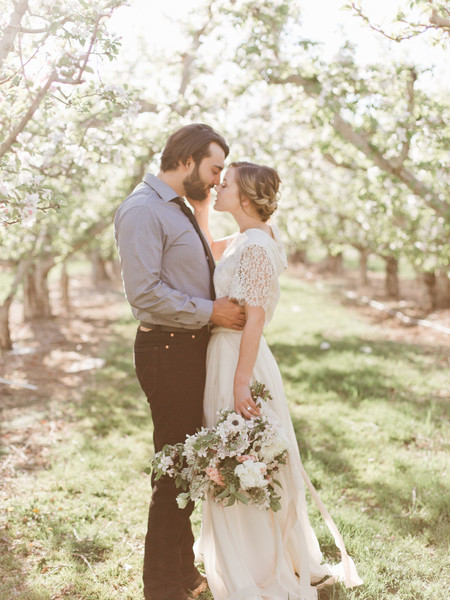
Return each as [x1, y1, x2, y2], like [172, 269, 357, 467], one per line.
[190, 162, 363, 600]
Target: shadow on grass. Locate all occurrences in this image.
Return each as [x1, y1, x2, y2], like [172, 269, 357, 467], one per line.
[0, 537, 50, 600]
[269, 333, 450, 558]
[44, 518, 111, 565]
[74, 319, 151, 439]
[66, 315, 449, 600]
[271, 334, 448, 419]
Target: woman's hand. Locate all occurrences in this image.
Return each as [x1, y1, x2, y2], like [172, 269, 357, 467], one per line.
[234, 381, 261, 419]
[186, 191, 214, 248]
[186, 189, 212, 214]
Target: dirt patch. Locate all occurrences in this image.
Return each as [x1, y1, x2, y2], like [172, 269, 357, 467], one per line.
[0, 274, 128, 494]
[288, 264, 450, 349]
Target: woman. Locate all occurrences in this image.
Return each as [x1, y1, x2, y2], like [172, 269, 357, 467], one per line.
[191, 162, 362, 600]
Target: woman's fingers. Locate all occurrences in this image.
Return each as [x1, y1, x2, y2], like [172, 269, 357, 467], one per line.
[236, 397, 261, 419]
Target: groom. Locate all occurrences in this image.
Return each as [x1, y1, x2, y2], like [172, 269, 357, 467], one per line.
[114, 124, 245, 600]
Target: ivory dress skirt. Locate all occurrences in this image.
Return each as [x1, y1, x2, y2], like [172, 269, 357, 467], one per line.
[196, 327, 362, 600]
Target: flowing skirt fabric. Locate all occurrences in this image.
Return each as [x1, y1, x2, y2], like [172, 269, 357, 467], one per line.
[196, 328, 362, 600]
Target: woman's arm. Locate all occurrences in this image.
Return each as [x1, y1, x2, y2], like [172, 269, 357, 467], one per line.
[187, 194, 234, 262]
[233, 304, 265, 419]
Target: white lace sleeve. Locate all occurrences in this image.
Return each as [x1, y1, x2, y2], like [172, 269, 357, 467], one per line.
[231, 244, 276, 312]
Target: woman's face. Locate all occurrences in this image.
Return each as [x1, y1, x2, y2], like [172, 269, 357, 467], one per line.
[214, 168, 241, 214]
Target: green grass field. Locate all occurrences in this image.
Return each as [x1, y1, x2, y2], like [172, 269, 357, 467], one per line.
[1, 275, 448, 599]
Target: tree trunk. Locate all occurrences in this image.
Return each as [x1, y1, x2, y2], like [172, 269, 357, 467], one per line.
[91, 250, 110, 285]
[358, 248, 370, 286]
[0, 259, 28, 351]
[0, 0, 29, 69]
[109, 257, 122, 279]
[384, 256, 399, 299]
[436, 269, 450, 308]
[322, 251, 344, 275]
[289, 248, 308, 265]
[60, 263, 71, 314]
[420, 271, 437, 311]
[0, 302, 12, 351]
[23, 259, 54, 320]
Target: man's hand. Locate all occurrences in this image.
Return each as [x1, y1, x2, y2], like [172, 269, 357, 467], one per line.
[211, 297, 245, 330]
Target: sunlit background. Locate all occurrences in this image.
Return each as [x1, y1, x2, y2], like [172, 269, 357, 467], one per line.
[1, 3, 449, 599]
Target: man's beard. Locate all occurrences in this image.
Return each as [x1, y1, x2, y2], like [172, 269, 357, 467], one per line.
[183, 164, 210, 200]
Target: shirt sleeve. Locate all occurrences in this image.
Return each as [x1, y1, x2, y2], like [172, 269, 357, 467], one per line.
[234, 244, 276, 313]
[115, 205, 213, 325]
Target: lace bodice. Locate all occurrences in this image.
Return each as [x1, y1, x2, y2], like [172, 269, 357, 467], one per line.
[214, 224, 287, 325]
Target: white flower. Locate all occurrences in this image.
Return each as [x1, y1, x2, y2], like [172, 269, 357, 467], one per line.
[18, 171, 33, 186]
[216, 413, 246, 442]
[235, 461, 268, 490]
[259, 433, 289, 464]
[176, 494, 190, 509]
[183, 435, 197, 461]
[224, 413, 246, 431]
[158, 455, 174, 473]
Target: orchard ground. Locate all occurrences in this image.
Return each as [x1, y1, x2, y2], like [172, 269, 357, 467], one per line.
[0, 263, 449, 600]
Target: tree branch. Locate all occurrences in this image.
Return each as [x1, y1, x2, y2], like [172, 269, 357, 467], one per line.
[331, 112, 449, 220]
[269, 71, 450, 222]
[0, 259, 31, 310]
[178, 0, 215, 97]
[62, 149, 156, 262]
[0, 0, 29, 69]
[0, 69, 57, 159]
[0, 24, 53, 86]
[322, 152, 357, 170]
[392, 68, 416, 168]
[80, 99, 158, 129]
[268, 74, 321, 95]
[350, 1, 450, 41]
[430, 8, 450, 30]
[74, 14, 102, 84]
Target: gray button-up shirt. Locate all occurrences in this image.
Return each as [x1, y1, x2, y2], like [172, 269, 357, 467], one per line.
[114, 173, 213, 328]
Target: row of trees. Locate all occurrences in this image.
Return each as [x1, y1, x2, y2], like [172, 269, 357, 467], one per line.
[0, 0, 449, 350]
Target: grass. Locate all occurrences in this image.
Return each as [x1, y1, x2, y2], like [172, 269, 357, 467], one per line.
[1, 275, 449, 599]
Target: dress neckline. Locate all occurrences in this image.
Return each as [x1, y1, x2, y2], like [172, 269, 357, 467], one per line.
[241, 226, 275, 241]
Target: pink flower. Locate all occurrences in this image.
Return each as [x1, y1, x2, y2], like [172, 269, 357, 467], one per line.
[205, 466, 225, 486]
[236, 455, 257, 463]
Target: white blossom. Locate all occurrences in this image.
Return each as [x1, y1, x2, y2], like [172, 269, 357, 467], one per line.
[235, 461, 268, 490]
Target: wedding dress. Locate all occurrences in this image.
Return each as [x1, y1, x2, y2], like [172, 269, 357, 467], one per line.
[196, 225, 363, 600]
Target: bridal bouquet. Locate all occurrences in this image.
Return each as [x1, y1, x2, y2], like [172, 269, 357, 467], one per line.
[151, 382, 289, 512]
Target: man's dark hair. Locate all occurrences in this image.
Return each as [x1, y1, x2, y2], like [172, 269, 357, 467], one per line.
[160, 123, 229, 172]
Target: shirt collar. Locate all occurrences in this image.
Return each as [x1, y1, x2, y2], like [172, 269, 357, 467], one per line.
[143, 173, 179, 202]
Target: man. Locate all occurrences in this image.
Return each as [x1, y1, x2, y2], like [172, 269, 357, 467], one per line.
[114, 124, 244, 600]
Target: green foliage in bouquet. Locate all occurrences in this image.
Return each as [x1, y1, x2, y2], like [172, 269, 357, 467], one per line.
[151, 382, 289, 512]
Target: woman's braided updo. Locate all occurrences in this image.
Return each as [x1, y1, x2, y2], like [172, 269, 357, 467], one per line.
[229, 161, 281, 222]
